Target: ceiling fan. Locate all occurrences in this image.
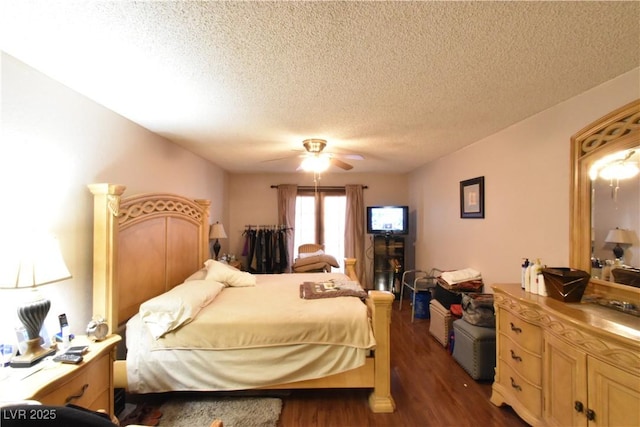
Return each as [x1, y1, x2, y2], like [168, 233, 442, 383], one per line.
[297, 139, 364, 172]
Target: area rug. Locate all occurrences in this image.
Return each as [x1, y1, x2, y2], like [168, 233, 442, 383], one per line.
[157, 395, 282, 427]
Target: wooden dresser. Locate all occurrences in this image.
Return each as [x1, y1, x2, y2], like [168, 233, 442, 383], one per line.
[490, 284, 640, 427]
[0, 335, 120, 415]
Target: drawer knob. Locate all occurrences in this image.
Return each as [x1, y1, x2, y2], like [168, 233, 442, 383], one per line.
[65, 383, 89, 404]
[509, 322, 522, 334]
[586, 409, 595, 421]
[574, 401, 584, 413]
[510, 350, 522, 362]
[510, 377, 522, 392]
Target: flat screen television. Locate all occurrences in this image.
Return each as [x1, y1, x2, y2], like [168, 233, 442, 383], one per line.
[366, 205, 409, 235]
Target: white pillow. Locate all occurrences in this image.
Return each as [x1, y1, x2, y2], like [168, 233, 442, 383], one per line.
[204, 260, 256, 287]
[140, 279, 225, 339]
[299, 249, 324, 258]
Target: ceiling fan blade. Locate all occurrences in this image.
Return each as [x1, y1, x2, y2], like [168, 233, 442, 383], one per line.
[260, 154, 300, 163]
[331, 158, 353, 170]
[337, 153, 364, 161]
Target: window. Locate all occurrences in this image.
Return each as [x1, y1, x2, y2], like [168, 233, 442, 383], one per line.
[294, 189, 346, 271]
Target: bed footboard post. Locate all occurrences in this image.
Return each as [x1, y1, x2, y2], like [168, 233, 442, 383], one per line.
[367, 290, 396, 413]
[344, 258, 358, 282]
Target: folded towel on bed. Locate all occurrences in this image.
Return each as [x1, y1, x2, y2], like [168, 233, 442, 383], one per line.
[300, 281, 367, 300]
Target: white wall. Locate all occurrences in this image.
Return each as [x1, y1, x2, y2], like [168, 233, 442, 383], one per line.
[0, 52, 228, 343]
[409, 68, 640, 288]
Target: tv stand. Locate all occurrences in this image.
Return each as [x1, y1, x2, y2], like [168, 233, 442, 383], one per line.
[373, 234, 405, 294]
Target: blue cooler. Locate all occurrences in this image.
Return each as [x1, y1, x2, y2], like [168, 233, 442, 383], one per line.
[414, 291, 431, 319]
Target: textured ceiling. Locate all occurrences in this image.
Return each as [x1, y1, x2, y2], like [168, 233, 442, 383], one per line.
[1, 1, 639, 173]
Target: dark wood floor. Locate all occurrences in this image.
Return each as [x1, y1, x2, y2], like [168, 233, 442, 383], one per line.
[277, 297, 529, 427]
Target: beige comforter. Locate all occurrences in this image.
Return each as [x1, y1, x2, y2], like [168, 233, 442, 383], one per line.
[152, 273, 375, 351]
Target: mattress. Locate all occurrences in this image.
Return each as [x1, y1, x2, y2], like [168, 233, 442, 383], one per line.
[126, 272, 374, 393]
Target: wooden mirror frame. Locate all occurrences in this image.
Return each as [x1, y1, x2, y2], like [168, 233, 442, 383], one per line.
[570, 99, 640, 304]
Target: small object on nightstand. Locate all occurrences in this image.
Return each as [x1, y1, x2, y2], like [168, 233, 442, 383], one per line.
[55, 332, 75, 342]
[53, 353, 83, 364]
[65, 345, 89, 355]
[87, 317, 109, 341]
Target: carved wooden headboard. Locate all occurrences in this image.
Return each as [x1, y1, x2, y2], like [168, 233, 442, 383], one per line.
[89, 184, 210, 330]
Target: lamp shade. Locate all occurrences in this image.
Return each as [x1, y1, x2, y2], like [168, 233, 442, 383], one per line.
[0, 233, 71, 289]
[209, 222, 227, 240]
[604, 228, 631, 245]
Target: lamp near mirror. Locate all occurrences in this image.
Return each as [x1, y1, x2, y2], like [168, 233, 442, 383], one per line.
[604, 227, 632, 260]
[209, 222, 227, 260]
[0, 233, 71, 367]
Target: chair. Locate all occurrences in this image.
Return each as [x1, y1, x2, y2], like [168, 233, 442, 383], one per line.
[298, 243, 325, 256]
[399, 268, 443, 322]
[294, 243, 331, 273]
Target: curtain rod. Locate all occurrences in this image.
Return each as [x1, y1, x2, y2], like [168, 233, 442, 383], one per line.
[270, 185, 368, 191]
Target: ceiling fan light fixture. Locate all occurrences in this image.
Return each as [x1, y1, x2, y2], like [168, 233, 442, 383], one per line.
[589, 149, 638, 180]
[301, 155, 331, 172]
[302, 139, 327, 153]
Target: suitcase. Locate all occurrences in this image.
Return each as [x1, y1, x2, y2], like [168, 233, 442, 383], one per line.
[432, 282, 462, 309]
[452, 319, 496, 380]
[429, 299, 452, 347]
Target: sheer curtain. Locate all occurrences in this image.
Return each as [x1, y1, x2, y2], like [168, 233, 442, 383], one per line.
[277, 184, 298, 273]
[345, 185, 367, 286]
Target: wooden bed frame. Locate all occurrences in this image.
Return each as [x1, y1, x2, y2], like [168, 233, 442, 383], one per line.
[88, 183, 395, 413]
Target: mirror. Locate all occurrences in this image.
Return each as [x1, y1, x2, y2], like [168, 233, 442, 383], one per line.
[570, 99, 640, 305]
[591, 149, 639, 272]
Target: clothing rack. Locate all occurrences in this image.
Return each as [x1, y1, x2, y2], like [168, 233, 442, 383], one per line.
[243, 224, 292, 230]
[242, 225, 291, 274]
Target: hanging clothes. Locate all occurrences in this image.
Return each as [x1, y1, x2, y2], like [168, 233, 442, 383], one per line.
[243, 225, 290, 274]
[242, 227, 257, 272]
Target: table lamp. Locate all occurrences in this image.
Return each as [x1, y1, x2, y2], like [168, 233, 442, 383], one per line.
[0, 233, 71, 367]
[604, 228, 631, 260]
[209, 222, 227, 260]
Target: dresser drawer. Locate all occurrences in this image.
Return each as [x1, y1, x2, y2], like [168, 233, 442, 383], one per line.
[497, 358, 542, 418]
[38, 352, 110, 411]
[498, 308, 542, 355]
[499, 333, 542, 386]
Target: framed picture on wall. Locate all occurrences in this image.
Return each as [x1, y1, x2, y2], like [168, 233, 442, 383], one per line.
[460, 176, 485, 219]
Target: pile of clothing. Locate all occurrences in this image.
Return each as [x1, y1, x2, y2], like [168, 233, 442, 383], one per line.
[437, 268, 484, 292]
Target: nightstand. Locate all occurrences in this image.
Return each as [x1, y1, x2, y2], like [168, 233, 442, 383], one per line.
[0, 335, 121, 416]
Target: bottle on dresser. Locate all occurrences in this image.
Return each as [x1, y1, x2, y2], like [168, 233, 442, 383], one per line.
[525, 258, 547, 296]
[529, 259, 541, 294]
[521, 258, 530, 290]
[524, 259, 532, 292]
